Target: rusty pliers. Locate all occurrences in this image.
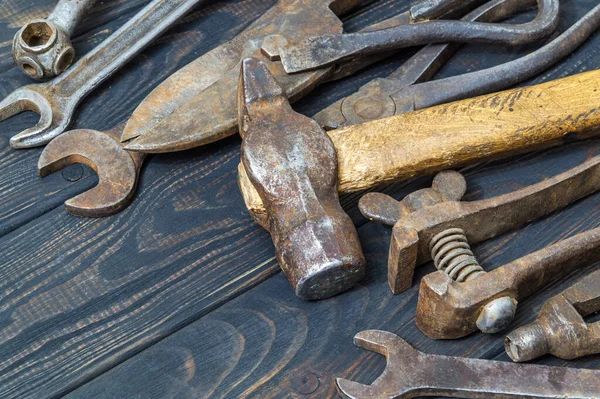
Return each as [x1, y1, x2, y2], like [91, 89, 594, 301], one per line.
[316, 0, 600, 130]
[276, 0, 560, 73]
[121, 0, 559, 153]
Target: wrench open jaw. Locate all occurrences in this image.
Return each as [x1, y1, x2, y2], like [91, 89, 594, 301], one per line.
[1, 0, 212, 149]
[37, 129, 145, 217]
[0, 84, 73, 149]
[337, 330, 600, 399]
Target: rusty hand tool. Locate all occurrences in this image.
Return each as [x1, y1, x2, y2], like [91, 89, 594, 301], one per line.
[315, 0, 544, 130]
[0, 0, 215, 149]
[37, 129, 145, 217]
[336, 330, 600, 399]
[505, 269, 600, 362]
[410, 0, 489, 21]
[120, 0, 463, 153]
[12, 0, 98, 80]
[239, 58, 365, 301]
[238, 48, 600, 228]
[276, 0, 559, 73]
[416, 226, 600, 339]
[358, 152, 600, 296]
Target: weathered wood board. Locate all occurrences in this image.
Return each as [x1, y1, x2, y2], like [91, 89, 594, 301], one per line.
[0, 0, 599, 398]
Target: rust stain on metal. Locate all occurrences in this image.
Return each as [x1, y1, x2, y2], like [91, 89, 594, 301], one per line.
[505, 269, 600, 362]
[37, 129, 145, 217]
[12, 0, 98, 80]
[239, 58, 365, 300]
[336, 330, 600, 398]
[358, 155, 600, 295]
[1, 0, 214, 149]
[122, 0, 373, 153]
[278, 0, 559, 73]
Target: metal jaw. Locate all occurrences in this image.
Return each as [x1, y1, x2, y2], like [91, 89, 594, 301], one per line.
[121, 0, 374, 153]
[1, 0, 212, 149]
[37, 129, 145, 217]
[506, 269, 600, 362]
[315, 1, 600, 130]
[417, 227, 600, 339]
[336, 330, 600, 399]
[276, 0, 559, 73]
[239, 58, 365, 300]
[358, 155, 600, 295]
[12, 0, 98, 80]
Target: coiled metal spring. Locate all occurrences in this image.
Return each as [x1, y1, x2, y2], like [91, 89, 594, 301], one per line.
[430, 228, 486, 282]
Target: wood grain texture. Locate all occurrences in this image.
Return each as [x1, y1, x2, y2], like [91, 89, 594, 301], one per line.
[1, 0, 600, 398]
[0, 1, 421, 397]
[68, 141, 600, 399]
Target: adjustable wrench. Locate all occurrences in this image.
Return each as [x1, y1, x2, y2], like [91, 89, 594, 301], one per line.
[12, 0, 98, 80]
[336, 330, 600, 399]
[0, 0, 215, 149]
[506, 269, 600, 362]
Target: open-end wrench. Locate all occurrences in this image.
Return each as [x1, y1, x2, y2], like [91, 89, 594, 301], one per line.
[336, 330, 600, 399]
[0, 0, 215, 149]
[37, 129, 145, 217]
[359, 154, 600, 295]
[275, 0, 559, 73]
[12, 0, 98, 80]
[505, 269, 600, 362]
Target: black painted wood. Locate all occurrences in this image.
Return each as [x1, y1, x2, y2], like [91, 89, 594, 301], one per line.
[0, 0, 599, 398]
[67, 142, 600, 399]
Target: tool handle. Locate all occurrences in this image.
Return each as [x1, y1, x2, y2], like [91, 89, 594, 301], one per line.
[54, 0, 213, 98]
[331, 69, 600, 193]
[425, 354, 600, 398]
[48, 0, 98, 35]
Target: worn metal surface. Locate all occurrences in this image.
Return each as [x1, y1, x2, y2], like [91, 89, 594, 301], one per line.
[359, 155, 600, 295]
[417, 227, 600, 339]
[505, 269, 600, 362]
[239, 58, 365, 300]
[278, 0, 559, 73]
[12, 0, 98, 80]
[37, 129, 145, 217]
[0, 0, 214, 149]
[410, 0, 488, 21]
[336, 330, 600, 398]
[315, 1, 600, 129]
[120, 0, 378, 153]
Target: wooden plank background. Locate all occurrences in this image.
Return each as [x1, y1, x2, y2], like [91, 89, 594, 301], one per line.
[0, 0, 599, 398]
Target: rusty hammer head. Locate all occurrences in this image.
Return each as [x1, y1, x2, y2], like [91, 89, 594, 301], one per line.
[238, 58, 366, 300]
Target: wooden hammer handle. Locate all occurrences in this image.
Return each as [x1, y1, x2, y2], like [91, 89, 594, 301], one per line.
[332, 69, 600, 193]
[240, 69, 600, 218]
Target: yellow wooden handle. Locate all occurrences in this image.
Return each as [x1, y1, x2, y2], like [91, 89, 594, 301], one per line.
[240, 69, 600, 217]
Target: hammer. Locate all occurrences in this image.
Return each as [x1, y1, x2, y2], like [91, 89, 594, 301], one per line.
[239, 67, 600, 226]
[238, 58, 365, 300]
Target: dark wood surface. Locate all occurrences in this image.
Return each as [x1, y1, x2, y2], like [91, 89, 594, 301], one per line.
[1, 0, 599, 398]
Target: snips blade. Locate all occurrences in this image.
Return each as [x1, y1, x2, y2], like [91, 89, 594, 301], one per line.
[122, 0, 372, 153]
